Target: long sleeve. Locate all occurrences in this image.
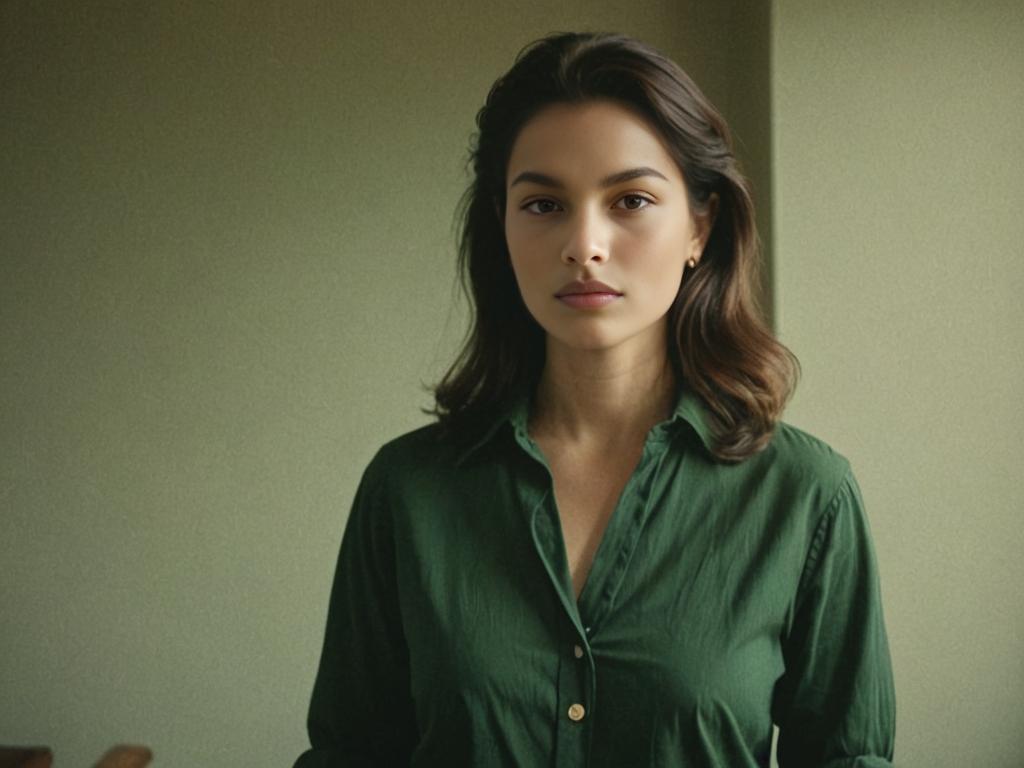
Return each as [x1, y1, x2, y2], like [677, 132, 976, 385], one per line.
[772, 470, 896, 767]
[294, 450, 418, 767]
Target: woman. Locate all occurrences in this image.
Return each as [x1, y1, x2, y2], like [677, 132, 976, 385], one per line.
[295, 32, 896, 767]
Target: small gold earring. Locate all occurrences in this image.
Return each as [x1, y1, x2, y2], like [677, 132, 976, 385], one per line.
[687, 257, 697, 269]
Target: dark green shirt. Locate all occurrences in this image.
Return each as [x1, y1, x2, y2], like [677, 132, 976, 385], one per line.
[295, 388, 896, 767]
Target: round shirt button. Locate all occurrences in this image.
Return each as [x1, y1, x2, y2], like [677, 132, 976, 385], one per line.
[573, 644, 584, 659]
[567, 703, 586, 722]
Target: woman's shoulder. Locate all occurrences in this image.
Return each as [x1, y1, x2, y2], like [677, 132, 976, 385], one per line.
[768, 419, 850, 467]
[747, 419, 855, 506]
[364, 421, 447, 470]
[360, 418, 488, 486]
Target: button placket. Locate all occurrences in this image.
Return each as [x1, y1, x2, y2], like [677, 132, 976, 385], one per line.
[554, 623, 594, 765]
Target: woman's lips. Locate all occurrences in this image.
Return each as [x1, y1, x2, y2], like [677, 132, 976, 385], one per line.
[557, 292, 622, 309]
[555, 279, 622, 309]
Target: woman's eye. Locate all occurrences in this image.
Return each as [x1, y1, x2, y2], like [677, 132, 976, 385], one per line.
[523, 199, 561, 215]
[522, 195, 652, 215]
[616, 194, 653, 211]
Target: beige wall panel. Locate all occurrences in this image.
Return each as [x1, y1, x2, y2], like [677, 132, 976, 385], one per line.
[773, 2, 1024, 765]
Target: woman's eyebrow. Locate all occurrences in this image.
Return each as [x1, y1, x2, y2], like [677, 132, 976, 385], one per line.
[508, 166, 669, 189]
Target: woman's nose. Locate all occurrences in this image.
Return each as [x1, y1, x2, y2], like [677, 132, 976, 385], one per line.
[560, 207, 610, 265]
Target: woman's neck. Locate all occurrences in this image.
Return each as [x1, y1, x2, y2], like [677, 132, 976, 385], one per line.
[528, 334, 677, 448]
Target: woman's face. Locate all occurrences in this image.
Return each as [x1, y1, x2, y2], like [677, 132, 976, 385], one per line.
[504, 99, 709, 355]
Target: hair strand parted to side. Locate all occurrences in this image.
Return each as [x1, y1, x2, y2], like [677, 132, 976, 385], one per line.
[426, 32, 799, 462]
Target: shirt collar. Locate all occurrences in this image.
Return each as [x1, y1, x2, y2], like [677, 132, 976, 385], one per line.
[453, 383, 716, 465]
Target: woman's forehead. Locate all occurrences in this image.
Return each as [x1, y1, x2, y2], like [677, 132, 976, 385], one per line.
[506, 100, 681, 188]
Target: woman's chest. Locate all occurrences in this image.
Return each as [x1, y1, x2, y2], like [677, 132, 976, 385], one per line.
[539, 443, 645, 596]
[395, 480, 798, 727]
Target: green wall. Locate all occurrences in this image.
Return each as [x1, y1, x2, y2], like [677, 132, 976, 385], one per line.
[0, 2, 772, 765]
[773, 1, 1024, 765]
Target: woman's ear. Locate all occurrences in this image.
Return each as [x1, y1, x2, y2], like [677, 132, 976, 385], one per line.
[694, 192, 719, 256]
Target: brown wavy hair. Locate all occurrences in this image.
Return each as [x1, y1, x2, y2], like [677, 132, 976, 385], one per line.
[427, 32, 798, 462]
